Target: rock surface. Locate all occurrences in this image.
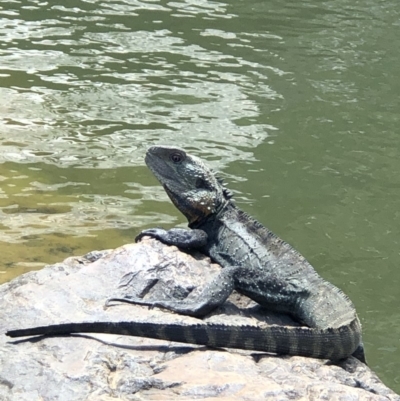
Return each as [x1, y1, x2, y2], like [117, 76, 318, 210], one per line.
[0, 239, 399, 401]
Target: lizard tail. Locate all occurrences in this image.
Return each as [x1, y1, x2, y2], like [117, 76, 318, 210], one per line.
[6, 319, 361, 361]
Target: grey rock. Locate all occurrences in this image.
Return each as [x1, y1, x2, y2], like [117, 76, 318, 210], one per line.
[0, 238, 399, 401]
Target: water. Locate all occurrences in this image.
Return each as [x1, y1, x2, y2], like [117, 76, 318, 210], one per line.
[1, 0, 399, 392]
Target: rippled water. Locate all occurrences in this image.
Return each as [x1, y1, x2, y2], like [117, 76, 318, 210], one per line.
[1, 0, 399, 392]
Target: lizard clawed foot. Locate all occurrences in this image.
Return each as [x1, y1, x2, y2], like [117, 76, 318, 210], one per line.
[104, 297, 157, 309]
[135, 228, 167, 243]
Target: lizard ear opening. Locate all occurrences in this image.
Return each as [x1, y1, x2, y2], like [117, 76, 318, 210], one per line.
[195, 178, 213, 190]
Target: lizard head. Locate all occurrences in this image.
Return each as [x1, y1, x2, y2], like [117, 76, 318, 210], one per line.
[145, 145, 231, 225]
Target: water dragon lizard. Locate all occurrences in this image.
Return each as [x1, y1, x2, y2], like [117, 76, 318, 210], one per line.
[6, 145, 366, 363]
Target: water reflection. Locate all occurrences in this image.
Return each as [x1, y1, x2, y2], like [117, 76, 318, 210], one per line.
[1, 0, 277, 169]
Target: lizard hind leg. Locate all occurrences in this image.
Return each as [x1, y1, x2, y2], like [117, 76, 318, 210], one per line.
[106, 265, 239, 318]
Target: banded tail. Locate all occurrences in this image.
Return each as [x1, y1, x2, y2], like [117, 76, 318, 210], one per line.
[6, 319, 361, 360]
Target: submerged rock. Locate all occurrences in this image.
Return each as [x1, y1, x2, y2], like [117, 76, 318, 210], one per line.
[0, 238, 398, 401]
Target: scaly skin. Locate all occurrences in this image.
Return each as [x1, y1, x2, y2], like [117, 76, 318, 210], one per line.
[6, 146, 365, 363]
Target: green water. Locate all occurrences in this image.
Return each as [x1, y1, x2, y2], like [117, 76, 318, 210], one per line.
[0, 0, 399, 392]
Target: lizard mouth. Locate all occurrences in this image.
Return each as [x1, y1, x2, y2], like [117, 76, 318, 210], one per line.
[163, 184, 178, 201]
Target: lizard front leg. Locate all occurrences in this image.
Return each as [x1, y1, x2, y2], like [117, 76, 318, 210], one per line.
[136, 227, 208, 249]
[107, 265, 240, 318]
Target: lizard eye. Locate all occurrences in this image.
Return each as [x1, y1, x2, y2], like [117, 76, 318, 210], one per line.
[170, 152, 184, 164]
